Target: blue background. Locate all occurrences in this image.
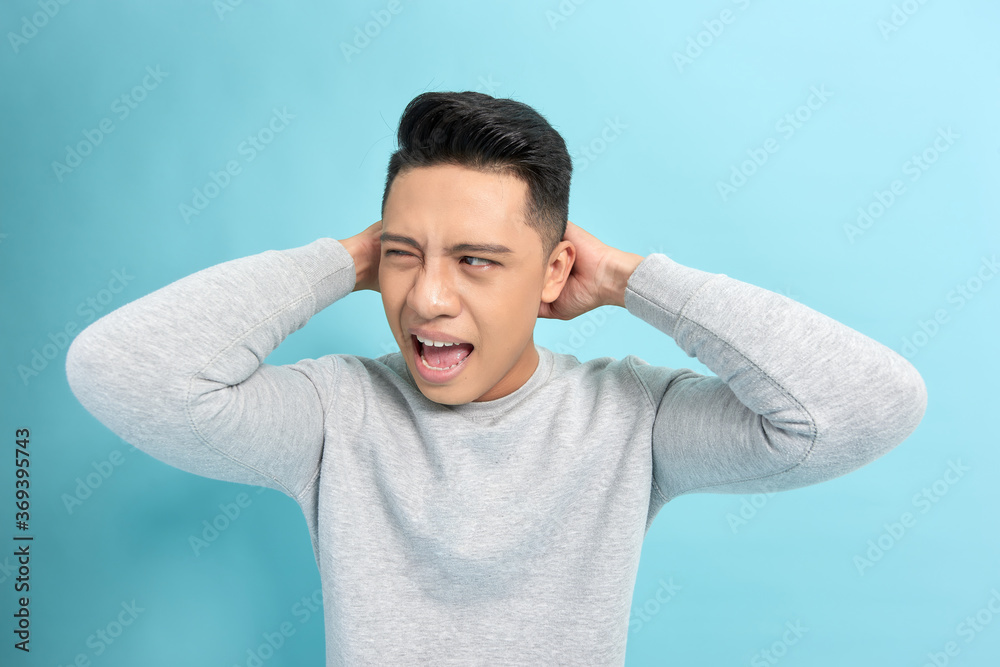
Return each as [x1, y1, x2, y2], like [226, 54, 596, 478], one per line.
[2, 1, 998, 665]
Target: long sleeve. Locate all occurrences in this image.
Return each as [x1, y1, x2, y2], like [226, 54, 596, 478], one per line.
[65, 238, 357, 500]
[623, 253, 927, 504]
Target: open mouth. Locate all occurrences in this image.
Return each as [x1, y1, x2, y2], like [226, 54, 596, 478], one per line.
[411, 335, 475, 372]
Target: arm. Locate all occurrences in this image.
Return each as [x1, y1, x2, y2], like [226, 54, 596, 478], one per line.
[65, 226, 380, 500]
[543, 222, 927, 503]
[620, 252, 927, 502]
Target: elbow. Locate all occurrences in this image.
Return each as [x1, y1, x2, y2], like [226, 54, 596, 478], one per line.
[900, 359, 928, 439]
[818, 352, 928, 472]
[65, 321, 110, 418]
[799, 357, 927, 483]
[871, 353, 928, 451]
[65, 316, 144, 430]
[66, 323, 93, 405]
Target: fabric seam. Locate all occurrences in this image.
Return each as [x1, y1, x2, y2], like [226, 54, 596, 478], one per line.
[180, 250, 349, 499]
[626, 276, 820, 503]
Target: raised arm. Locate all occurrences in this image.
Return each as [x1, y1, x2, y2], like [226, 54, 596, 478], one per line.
[621, 252, 927, 504]
[65, 227, 378, 500]
[542, 221, 927, 506]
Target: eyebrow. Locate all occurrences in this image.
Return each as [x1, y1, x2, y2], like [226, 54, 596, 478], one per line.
[380, 232, 514, 256]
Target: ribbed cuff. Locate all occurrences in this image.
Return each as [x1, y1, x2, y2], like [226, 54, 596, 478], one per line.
[624, 253, 721, 337]
[278, 238, 358, 311]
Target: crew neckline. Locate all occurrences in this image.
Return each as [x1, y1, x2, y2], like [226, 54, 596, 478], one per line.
[392, 344, 555, 419]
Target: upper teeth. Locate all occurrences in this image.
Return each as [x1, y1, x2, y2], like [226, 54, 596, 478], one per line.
[416, 335, 460, 347]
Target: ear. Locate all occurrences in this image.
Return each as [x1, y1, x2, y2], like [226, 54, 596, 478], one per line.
[540, 240, 575, 304]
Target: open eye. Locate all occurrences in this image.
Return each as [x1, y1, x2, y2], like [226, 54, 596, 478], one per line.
[462, 256, 494, 267]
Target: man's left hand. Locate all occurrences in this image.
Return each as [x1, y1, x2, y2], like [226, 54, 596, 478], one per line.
[538, 221, 644, 320]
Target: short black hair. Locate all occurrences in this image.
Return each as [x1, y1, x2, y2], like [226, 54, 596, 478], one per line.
[381, 91, 571, 262]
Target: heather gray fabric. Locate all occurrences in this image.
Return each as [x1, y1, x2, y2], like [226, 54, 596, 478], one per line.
[65, 238, 927, 665]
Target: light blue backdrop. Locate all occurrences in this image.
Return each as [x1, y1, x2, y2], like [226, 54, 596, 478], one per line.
[2, 1, 998, 665]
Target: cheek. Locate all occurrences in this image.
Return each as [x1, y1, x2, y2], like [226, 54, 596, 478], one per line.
[379, 286, 405, 326]
[379, 270, 405, 299]
[479, 286, 537, 339]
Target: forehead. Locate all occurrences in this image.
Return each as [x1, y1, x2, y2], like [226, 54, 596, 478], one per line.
[383, 164, 533, 243]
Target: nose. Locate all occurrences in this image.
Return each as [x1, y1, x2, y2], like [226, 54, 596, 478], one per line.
[406, 257, 461, 320]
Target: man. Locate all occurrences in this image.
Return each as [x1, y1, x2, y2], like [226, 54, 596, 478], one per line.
[65, 91, 927, 665]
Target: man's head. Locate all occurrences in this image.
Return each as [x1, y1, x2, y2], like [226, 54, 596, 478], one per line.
[378, 91, 575, 405]
[381, 91, 572, 261]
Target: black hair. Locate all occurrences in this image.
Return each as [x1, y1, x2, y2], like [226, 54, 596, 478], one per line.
[381, 91, 571, 262]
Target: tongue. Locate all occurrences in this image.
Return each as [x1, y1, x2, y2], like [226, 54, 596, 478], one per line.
[422, 342, 473, 368]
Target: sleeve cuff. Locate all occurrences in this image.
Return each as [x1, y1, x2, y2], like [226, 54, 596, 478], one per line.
[623, 253, 722, 337]
[277, 238, 358, 311]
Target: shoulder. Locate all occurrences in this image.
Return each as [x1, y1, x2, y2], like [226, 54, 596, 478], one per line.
[547, 347, 699, 409]
[545, 348, 660, 407]
[285, 351, 409, 387]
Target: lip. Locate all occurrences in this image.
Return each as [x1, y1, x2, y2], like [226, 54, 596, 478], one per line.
[409, 332, 474, 384]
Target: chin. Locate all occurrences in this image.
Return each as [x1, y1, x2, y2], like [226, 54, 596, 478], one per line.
[415, 383, 476, 406]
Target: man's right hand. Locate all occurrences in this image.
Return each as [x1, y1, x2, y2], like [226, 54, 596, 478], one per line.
[339, 220, 383, 293]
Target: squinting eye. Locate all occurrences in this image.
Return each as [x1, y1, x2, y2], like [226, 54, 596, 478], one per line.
[384, 250, 493, 267]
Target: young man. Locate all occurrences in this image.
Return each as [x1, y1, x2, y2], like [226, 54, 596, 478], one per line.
[66, 91, 927, 665]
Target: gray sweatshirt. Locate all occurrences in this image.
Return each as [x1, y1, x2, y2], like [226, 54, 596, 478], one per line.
[64, 238, 927, 666]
